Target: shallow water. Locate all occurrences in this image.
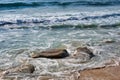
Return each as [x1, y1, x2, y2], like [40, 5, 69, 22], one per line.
[0, 27, 120, 79]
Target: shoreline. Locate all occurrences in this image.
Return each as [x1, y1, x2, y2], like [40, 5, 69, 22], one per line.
[0, 40, 120, 80]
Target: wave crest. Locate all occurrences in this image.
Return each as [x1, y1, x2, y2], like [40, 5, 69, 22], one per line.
[0, 0, 120, 9]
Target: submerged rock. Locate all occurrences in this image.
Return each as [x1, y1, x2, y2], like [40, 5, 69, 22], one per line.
[72, 47, 94, 61]
[14, 64, 35, 73]
[30, 49, 69, 59]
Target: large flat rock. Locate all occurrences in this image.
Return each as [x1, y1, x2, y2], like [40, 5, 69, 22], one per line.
[79, 66, 120, 80]
[30, 49, 69, 59]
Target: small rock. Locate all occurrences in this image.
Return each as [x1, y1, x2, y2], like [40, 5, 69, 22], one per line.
[73, 47, 94, 61]
[14, 64, 35, 73]
[102, 39, 115, 43]
[0, 71, 9, 79]
[30, 49, 69, 59]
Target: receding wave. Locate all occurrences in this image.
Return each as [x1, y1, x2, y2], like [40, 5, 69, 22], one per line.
[0, 0, 120, 9]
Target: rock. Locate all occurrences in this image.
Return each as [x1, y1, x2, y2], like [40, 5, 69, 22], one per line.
[14, 64, 35, 73]
[79, 66, 120, 80]
[102, 39, 115, 43]
[72, 47, 94, 61]
[30, 49, 69, 59]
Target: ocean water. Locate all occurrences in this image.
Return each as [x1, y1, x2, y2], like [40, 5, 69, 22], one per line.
[0, 0, 120, 79]
[0, 0, 120, 27]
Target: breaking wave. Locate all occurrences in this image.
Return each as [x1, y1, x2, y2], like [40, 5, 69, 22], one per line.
[0, 12, 120, 29]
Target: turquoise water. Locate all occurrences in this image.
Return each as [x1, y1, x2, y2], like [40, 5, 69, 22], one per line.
[0, 0, 120, 51]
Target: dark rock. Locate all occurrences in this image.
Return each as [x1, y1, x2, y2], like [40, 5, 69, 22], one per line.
[73, 47, 94, 60]
[14, 64, 35, 73]
[30, 49, 69, 59]
[102, 39, 115, 43]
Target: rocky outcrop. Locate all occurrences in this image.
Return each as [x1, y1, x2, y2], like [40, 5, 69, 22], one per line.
[72, 47, 94, 61]
[30, 49, 69, 59]
[79, 65, 120, 80]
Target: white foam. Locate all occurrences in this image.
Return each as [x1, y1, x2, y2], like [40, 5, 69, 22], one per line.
[0, 10, 120, 27]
